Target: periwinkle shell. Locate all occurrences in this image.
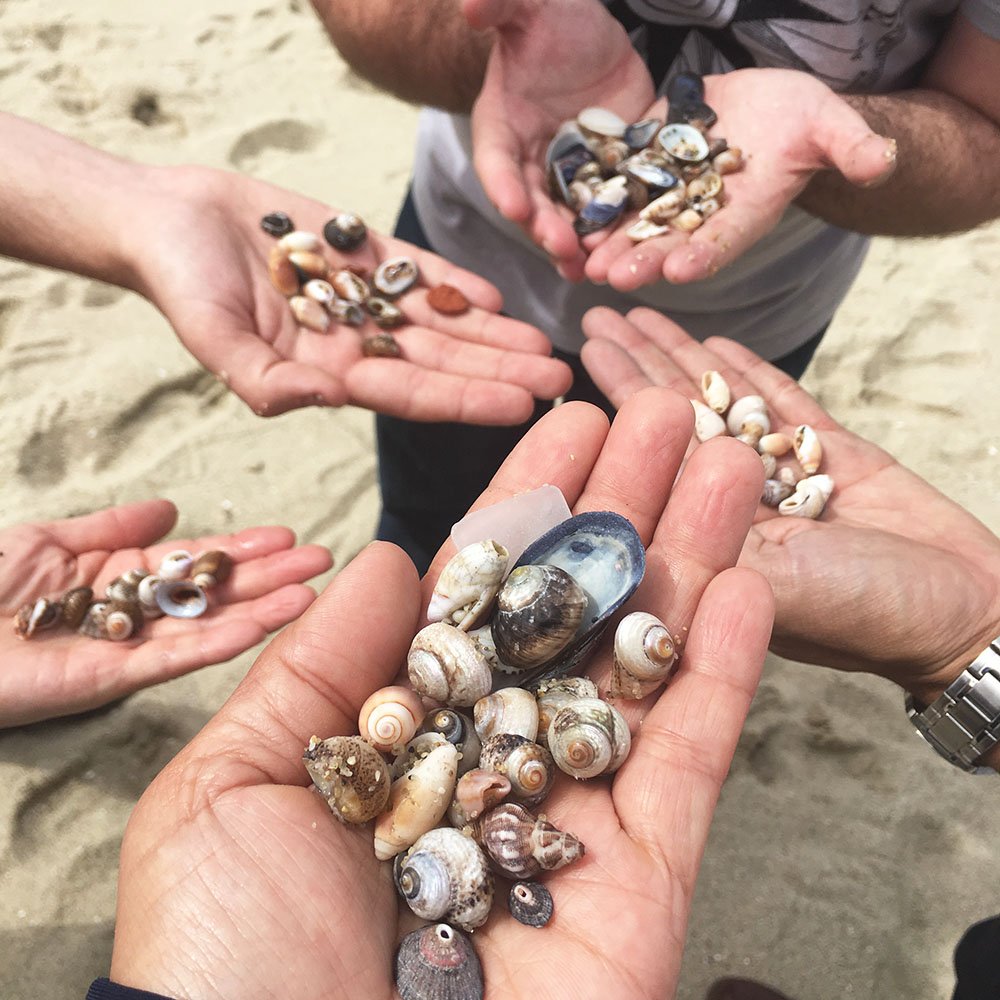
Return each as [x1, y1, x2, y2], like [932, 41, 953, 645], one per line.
[479, 733, 554, 809]
[608, 611, 678, 700]
[548, 697, 631, 779]
[394, 923, 483, 1000]
[407, 623, 493, 708]
[60, 587, 94, 630]
[419, 708, 482, 776]
[534, 676, 599, 750]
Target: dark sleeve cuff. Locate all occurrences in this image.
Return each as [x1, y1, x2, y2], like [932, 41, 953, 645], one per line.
[86, 978, 176, 1000]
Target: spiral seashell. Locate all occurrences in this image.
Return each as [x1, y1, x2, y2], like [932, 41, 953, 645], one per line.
[395, 827, 494, 930]
[479, 733, 554, 809]
[60, 586, 94, 629]
[447, 768, 511, 828]
[640, 187, 686, 224]
[278, 230, 323, 254]
[155, 580, 208, 619]
[394, 923, 483, 1000]
[330, 269, 370, 304]
[78, 600, 142, 641]
[713, 146, 744, 175]
[726, 396, 768, 437]
[735, 412, 771, 447]
[509, 881, 554, 928]
[472, 801, 585, 878]
[691, 398, 726, 442]
[609, 611, 678, 700]
[374, 742, 459, 860]
[491, 564, 588, 673]
[190, 550, 234, 590]
[419, 708, 482, 776]
[777, 477, 831, 520]
[323, 212, 367, 253]
[760, 452, 777, 479]
[13, 597, 61, 639]
[474, 688, 539, 743]
[267, 245, 299, 297]
[548, 697, 631, 779]
[671, 207, 704, 232]
[759, 432, 793, 457]
[761, 478, 795, 507]
[329, 298, 365, 327]
[290, 295, 331, 332]
[534, 677, 599, 750]
[626, 218, 669, 243]
[407, 623, 493, 708]
[105, 568, 149, 603]
[158, 550, 194, 582]
[358, 685, 425, 753]
[427, 540, 509, 631]
[373, 257, 419, 299]
[794, 424, 823, 475]
[700, 370, 731, 414]
[136, 574, 165, 619]
[391, 732, 450, 781]
[303, 734, 390, 824]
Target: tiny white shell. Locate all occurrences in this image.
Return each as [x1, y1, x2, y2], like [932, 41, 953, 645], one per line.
[577, 106, 628, 139]
[691, 398, 726, 442]
[760, 452, 777, 479]
[358, 686, 426, 753]
[158, 550, 194, 581]
[671, 208, 704, 232]
[794, 424, 823, 475]
[778, 481, 829, 519]
[136, 574, 165, 619]
[700, 370, 731, 414]
[726, 396, 768, 436]
[609, 611, 678, 699]
[626, 218, 670, 242]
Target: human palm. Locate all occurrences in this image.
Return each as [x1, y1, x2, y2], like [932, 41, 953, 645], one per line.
[0, 499, 331, 727]
[134, 165, 571, 423]
[112, 388, 773, 999]
[581, 309, 1000, 699]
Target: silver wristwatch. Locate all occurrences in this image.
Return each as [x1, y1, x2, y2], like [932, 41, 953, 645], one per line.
[905, 638, 1000, 774]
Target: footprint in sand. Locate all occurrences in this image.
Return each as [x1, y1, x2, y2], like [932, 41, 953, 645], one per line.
[15, 400, 70, 488]
[228, 118, 320, 172]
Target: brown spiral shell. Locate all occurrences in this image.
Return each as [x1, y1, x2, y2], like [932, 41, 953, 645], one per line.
[479, 733, 555, 809]
[472, 802, 584, 879]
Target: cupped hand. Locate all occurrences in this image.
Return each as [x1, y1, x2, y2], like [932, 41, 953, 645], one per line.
[464, 0, 655, 281]
[0, 499, 332, 728]
[132, 165, 571, 424]
[584, 68, 897, 290]
[111, 387, 773, 1000]
[582, 307, 1000, 701]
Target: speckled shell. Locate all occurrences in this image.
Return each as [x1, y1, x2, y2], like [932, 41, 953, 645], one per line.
[479, 733, 554, 809]
[373, 256, 419, 299]
[303, 734, 390, 824]
[609, 611, 678, 699]
[447, 768, 511, 828]
[367, 296, 406, 330]
[358, 685, 425, 753]
[394, 924, 483, 1000]
[13, 598, 61, 639]
[548, 697, 631, 779]
[691, 398, 726, 442]
[472, 802, 585, 878]
[474, 688, 539, 743]
[509, 881, 553, 928]
[687, 170, 723, 201]
[419, 709, 482, 776]
[407, 623, 493, 708]
[60, 587, 94, 629]
[374, 742, 459, 860]
[78, 600, 142, 641]
[794, 424, 823, 475]
[105, 568, 149, 603]
[391, 732, 450, 781]
[700, 370, 731, 414]
[726, 396, 768, 437]
[534, 677, 599, 750]
[190, 550, 234, 590]
[136, 574, 165, 619]
[427, 540, 510, 631]
[395, 827, 494, 930]
[330, 269, 370, 304]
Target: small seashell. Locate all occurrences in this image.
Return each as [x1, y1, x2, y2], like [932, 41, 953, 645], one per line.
[691, 398, 727, 442]
[573, 176, 629, 236]
[79, 600, 142, 642]
[60, 587, 94, 629]
[624, 117, 662, 150]
[509, 881, 553, 928]
[105, 568, 148, 603]
[759, 432, 793, 457]
[474, 688, 539, 743]
[713, 147, 744, 175]
[626, 218, 670, 243]
[726, 396, 768, 437]
[303, 278, 336, 307]
[800, 473, 835, 503]
[694, 195, 722, 219]
[190, 550, 233, 590]
[472, 801, 584, 878]
[419, 709, 482, 777]
[479, 733, 554, 808]
[794, 424, 823, 475]
[447, 768, 511, 828]
[374, 742, 459, 860]
[547, 124, 597, 205]
[291, 295, 331, 333]
[778, 465, 800, 488]
[595, 137, 630, 174]
[366, 297, 406, 330]
[427, 540, 509, 631]
[267, 245, 300, 297]
[736, 412, 771, 447]
[330, 269, 370, 305]
[13, 597, 62, 639]
[687, 171, 723, 201]
[534, 677, 599, 750]
[567, 179, 595, 213]
[548, 697, 631, 779]
[778, 476, 832, 519]
[260, 211, 294, 237]
[426, 284, 470, 316]
[408, 624, 493, 707]
[155, 580, 208, 619]
[362, 332, 402, 358]
[671, 208, 704, 232]
[573, 160, 604, 185]
[707, 137, 729, 159]
[624, 176, 650, 212]
[577, 106, 628, 140]
[466, 623, 513, 675]
[391, 732, 450, 781]
[394, 923, 483, 1000]
[682, 161, 712, 182]
[278, 230, 323, 254]
[621, 156, 682, 192]
[373, 257, 419, 299]
[760, 452, 778, 479]
[358, 685, 425, 753]
[609, 611, 678, 699]
[157, 550, 194, 582]
[288, 250, 330, 282]
[761, 478, 794, 507]
[322, 212, 367, 252]
[640, 186, 686, 224]
[136, 574, 165, 619]
[395, 827, 494, 930]
[657, 123, 710, 163]
[329, 298, 366, 327]
[303, 734, 390, 824]
[700, 370, 731, 414]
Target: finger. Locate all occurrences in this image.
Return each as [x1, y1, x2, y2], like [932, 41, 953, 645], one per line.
[42, 500, 178, 556]
[469, 119, 534, 225]
[604, 230, 690, 291]
[463, 0, 519, 30]
[814, 95, 897, 187]
[580, 337, 653, 409]
[142, 526, 303, 573]
[399, 298, 555, 357]
[615, 567, 773, 878]
[524, 164, 585, 266]
[213, 544, 333, 604]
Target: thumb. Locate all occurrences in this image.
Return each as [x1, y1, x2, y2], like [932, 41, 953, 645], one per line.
[462, 0, 524, 31]
[814, 96, 898, 187]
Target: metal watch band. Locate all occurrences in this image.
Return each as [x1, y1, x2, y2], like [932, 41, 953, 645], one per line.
[906, 639, 1000, 773]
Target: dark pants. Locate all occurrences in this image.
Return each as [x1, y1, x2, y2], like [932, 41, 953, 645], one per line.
[379, 190, 825, 573]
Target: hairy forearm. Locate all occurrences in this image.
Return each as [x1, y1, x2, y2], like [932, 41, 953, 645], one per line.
[310, 0, 492, 112]
[0, 113, 150, 288]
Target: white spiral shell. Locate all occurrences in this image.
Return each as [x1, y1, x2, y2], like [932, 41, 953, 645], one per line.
[358, 686, 425, 753]
[726, 396, 768, 436]
[427, 539, 509, 631]
[548, 698, 631, 779]
[609, 611, 678, 699]
[407, 623, 493, 707]
[474, 688, 539, 743]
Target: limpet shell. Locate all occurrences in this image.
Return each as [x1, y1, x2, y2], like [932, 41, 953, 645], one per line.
[303, 734, 390, 824]
[509, 881, 553, 928]
[373, 257, 419, 299]
[394, 924, 483, 1000]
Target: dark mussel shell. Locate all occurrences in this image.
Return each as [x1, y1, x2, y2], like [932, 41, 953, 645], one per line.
[509, 880, 554, 927]
[546, 125, 597, 206]
[665, 72, 717, 129]
[572, 178, 629, 236]
[395, 923, 483, 1000]
[260, 211, 294, 237]
[624, 117, 662, 150]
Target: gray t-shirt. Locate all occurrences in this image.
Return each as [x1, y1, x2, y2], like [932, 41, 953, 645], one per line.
[412, 0, 999, 359]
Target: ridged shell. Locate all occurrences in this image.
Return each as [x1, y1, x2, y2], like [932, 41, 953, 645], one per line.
[609, 611, 678, 699]
[374, 742, 459, 860]
[395, 827, 494, 930]
[474, 688, 539, 743]
[479, 734, 554, 809]
[534, 677, 599, 750]
[394, 924, 483, 1000]
[691, 398, 726, 442]
[78, 600, 142, 641]
[60, 587, 94, 629]
[373, 256, 419, 299]
[419, 708, 482, 776]
[447, 768, 511, 828]
[408, 624, 493, 708]
[190, 550, 234, 590]
[13, 597, 61, 639]
[302, 735, 390, 824]
[472, 802, 584, 878]
[726, 396, 768, 437]
[428, 540, 510, 631]
[391, 732, 450, 781]
[358, 685, 425, 753]
[700, 370, 731, 414]
[105, 568, 149, 603]
[794, 424, 823, 475]
[548, 698, 631, 779]
[136, 574, 165, 619]
[509, 881, 553, 928]
[155, 580, 208, 619]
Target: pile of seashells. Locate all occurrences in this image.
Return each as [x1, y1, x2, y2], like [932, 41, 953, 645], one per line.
[303, 505, 681, 1000]
[261, 210, 470, 358]
[12, 548, 231, 642]
[692, 370, 832, 519]
[546, 72, 744, 243]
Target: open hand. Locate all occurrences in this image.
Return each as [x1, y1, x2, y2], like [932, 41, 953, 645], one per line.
[111, 387, 773, 1000]
[582, 308, 1000, 701]
[132, 165, 571, 424]
[0, 499, 331, 727]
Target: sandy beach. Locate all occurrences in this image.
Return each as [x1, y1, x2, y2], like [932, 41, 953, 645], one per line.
[1, 2, 999, 998]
